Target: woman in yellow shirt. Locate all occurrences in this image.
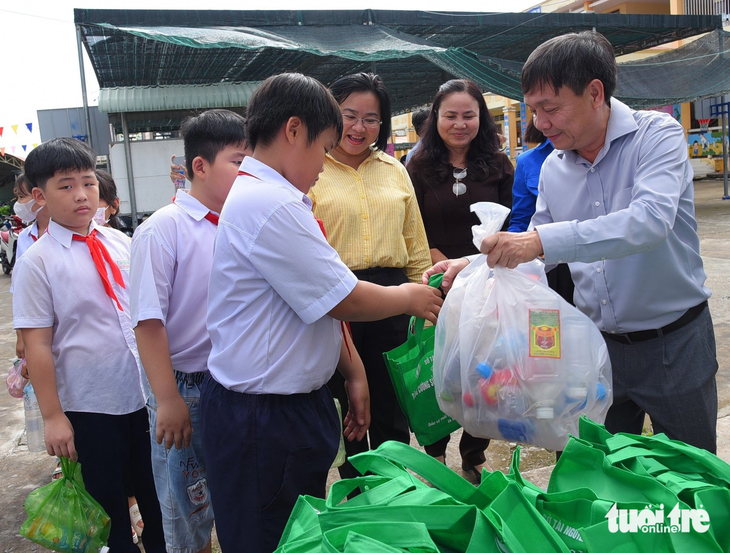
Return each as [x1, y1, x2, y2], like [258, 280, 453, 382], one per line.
[309, 73, 431, 479]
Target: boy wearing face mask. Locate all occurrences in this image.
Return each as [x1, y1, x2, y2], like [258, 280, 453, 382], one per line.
[12, 173, 51, 360]
[14, 173, 50, 261]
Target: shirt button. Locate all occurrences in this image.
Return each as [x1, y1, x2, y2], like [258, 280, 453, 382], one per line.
[596, 268, 602, 273]
[590, 168, 595, 173]
[602, 299, 608, 305]
[364, 236, 370, 241]
[595, 201, 600, 207]
[361, 195, 365, 199]
[363, 214, 368, 220]
[601, 257, 606, 260]
[558, 259, 564, 263]
[365, 257, 371, 263]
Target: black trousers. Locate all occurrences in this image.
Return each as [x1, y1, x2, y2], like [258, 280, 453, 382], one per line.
[65, 408, 165, 553]
[328, 267, 411, 480]
[200, 375, 339, 553]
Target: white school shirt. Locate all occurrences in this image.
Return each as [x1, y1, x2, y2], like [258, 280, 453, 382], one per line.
[130, 190, 217, 374]
[16, 221, 39, 261]
[206, 156, 359, 394]
[12, 219, 146, 415]
[10, 222, 40, 294]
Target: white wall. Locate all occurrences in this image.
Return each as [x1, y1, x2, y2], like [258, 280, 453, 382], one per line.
[109, 138, 184, 216]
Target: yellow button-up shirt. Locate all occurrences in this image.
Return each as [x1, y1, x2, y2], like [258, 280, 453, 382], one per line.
[309, 149, 431, 284]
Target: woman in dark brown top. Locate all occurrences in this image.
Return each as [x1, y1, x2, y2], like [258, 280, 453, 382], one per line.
[407, 79, 514, 481]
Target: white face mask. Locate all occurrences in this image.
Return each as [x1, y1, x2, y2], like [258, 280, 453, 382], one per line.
[14, 199, 37, 223]
[93, 207, 109, 226]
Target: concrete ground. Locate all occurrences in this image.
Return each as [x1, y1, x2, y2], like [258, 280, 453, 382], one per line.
[0, 178, 728, 551]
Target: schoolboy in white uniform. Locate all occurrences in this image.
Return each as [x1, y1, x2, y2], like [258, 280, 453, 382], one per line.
[130, 109, 248, 553]
[13, 137, 166, 553]
[201, 73, 443, 553]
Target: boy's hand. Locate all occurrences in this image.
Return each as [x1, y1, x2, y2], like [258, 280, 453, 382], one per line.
[155, 395, 193, 450]
[44, 412, 77, 462]
[422, 258, 470, 293]
[343, 377, 370, 442]
[399, 283, 443, 324]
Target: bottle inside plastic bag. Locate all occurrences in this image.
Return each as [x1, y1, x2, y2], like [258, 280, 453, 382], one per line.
[433, 202, 612, 451]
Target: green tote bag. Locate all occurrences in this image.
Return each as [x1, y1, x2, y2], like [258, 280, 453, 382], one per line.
[383, 274, 461, 446]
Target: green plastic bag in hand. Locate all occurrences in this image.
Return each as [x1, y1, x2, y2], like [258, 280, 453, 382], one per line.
[21, 457, 110, 552]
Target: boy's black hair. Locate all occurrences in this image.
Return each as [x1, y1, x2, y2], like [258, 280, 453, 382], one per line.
[14, 173, 31, 197]
[329, 73, 391, 151]
[96, 169, 121, 230]
[180, 109, 247, 179]
[245, 73, 342, 150]
[411, 107, 430, 137]
[522, 31, 617, 107]
[23, 137, 97, 190]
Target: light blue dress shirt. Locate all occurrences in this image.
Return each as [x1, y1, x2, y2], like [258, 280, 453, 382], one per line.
[206, 157, 359, 394]
[533, 98, 710, 333]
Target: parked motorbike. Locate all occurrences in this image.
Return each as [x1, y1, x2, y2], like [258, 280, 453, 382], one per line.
[0, 215, 24, 274]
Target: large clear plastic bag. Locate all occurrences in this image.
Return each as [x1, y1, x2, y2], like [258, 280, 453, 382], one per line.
[434, 203, 612, 451]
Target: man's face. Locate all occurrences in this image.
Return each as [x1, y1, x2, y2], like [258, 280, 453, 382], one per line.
[524, 83, 602, 154]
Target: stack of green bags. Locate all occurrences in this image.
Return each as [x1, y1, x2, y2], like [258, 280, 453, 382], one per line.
[275, 417, 730, 552]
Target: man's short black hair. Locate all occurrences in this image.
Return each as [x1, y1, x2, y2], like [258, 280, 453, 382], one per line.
[522, 31, 617, 107]
[23, 137, 96, 190]
[411, 107, 430, 137]
[180, 109, 247, 178]
[329, 73, 391, 151]
[246, 73, 342, 150]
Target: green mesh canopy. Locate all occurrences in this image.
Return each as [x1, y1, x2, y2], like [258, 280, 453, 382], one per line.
[75, 9, 725, 116]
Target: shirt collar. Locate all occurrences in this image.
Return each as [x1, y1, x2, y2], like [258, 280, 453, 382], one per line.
[47, 219, 112, 249]
[239, 156, 312, 207]
[29, 221, 39, 238]
[557, 97, 637, 166]
[173, 189, 217, 221]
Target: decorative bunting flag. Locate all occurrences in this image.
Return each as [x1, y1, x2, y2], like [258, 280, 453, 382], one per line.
[11, 125, 18, 134]
[0, 127, 3, 137]
[0, 148, 4, 157]
[26, 123, 33, 133]
[32, 143, 38, 148]
[11, 146, 16, 153]
[22, 145, 27, 151]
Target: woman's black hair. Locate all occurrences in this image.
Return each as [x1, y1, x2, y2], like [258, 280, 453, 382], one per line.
[96, 169, 121, 230]
[524, 118, 547, 145]
[329, 73, 392, 152]
[409, 79, 501, 182]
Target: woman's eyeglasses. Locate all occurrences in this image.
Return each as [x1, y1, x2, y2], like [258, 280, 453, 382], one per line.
[452, 168, 467, 197]
[342, 113, 382, 129]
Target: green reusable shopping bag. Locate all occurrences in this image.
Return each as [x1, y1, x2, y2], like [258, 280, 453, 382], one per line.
[20, 458, 110, 553]
[383, 274, 461, 446]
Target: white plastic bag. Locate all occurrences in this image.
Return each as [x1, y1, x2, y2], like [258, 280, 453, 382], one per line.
[433, 202, 612, 451]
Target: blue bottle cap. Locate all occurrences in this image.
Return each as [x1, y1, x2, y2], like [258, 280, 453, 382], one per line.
[476, 362, 493, 379]
[596, 383, 606, 401]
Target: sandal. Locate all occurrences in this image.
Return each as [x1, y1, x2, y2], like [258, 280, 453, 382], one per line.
[461, 461, 493, 484]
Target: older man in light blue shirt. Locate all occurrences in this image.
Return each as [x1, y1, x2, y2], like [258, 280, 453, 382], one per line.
[430, 31, 718, 453]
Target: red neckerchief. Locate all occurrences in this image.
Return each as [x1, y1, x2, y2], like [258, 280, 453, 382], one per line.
[240, 170, 353, 360]
[171, 195, 219, 226]
[71, 229, 125, 311]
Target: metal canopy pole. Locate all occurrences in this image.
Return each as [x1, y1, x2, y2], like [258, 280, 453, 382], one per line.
[75, 25, 94, 152]
[120, 112, 139, 229]
[711, 102, 730, 200]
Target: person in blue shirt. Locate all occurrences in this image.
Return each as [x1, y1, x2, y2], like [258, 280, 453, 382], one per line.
[508, 120, 553, 233]
[426, 30, 717, 454]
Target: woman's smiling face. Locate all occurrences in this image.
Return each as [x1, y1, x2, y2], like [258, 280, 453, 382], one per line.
[333, 91, 381, 158]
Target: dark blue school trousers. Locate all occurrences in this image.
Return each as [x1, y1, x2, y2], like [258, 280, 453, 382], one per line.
[200, 373, 339, 553]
